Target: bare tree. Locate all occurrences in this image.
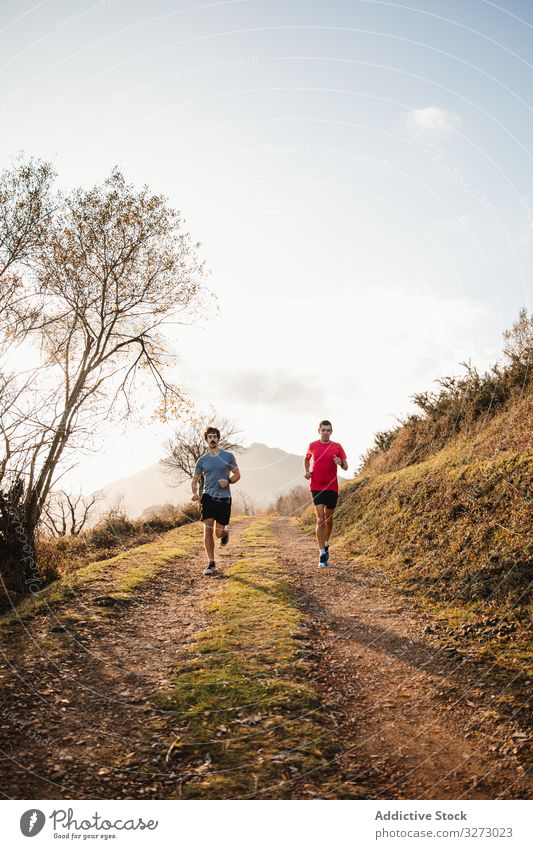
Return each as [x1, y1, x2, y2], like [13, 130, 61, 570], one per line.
[234, 490, 255, 516]
[0, 158, 55, 441]
[0, 158, 56, 595]
[161, 406, 242, 499]
[42, 490, 100, 537]
[0, 164, 206, 598]
[0, 156, 54, 282]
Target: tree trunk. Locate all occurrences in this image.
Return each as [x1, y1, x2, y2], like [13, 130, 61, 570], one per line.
[0, 481, 43, 606]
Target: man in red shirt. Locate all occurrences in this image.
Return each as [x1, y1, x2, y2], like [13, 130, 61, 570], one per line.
[304, 420, 348, 567]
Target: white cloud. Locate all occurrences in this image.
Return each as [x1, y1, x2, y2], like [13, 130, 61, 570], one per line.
[405, 106, 460, 138]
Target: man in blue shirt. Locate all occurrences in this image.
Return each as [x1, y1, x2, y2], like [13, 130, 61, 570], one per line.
[192, 426, 241, 575]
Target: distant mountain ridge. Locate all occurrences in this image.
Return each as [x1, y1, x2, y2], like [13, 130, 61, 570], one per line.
[95, 442, 311, 518]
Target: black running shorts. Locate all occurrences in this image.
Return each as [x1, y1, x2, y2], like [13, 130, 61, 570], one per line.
[201, 493, 232, 525]
[311, 489, 338, 509]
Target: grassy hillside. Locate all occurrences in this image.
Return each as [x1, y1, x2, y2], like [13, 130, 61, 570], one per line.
[333, 412, 531, 617]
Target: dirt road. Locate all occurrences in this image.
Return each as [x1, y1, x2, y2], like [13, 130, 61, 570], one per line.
[0, 517, 529, 799]
[278, 519, 530, 799]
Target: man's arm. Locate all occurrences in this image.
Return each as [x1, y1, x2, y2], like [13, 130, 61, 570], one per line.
[219, 459, 241, 489]
[191, 473, 201, 501]
[334, 446, 348, 472]
[340, 445, 348, 471]
[304, 447, 312, 480]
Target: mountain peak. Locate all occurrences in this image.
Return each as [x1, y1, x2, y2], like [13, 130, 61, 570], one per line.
[96, 442, 306, 517]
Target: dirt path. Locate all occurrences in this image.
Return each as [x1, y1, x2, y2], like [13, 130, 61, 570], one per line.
[0, 521, 248, 799]
[278, 518, 531, 800]
[0, 516, 530, 799]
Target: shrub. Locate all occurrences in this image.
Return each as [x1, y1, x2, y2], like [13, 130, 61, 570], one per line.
[88, 509, 137, 549]
[272, 486, 310, 517]
[176, 501, 201, 524]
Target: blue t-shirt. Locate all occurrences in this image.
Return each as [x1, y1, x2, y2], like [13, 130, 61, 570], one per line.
[195, 450, 237, 499]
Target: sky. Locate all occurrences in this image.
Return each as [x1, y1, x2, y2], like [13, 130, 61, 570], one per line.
[1, 0, 532, 492]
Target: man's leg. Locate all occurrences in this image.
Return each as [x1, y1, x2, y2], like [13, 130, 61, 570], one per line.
[215, 499, 231, 546]
[324, 506, 334, 546]
[314, 504, 326, 551]
[214, 522, 226, 540]
[203, 519, 215, 562]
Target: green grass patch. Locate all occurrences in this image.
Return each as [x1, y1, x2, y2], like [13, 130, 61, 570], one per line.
[154, 518, 363, 799]
[0, 523, 202, 627]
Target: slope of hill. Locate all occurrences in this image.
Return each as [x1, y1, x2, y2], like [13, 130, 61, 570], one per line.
[96, 442, 307, 517]
[301, 312, 532, 714]
[331, 391, 531, 616]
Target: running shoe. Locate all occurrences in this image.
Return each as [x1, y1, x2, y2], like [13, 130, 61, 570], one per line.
[220, 527, 230, 546]
[324, 544, 330, 564]
[319, 551, 328, 568]
[203, 562, 217, 576]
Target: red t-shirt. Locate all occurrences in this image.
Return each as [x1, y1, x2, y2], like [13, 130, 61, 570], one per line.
[305, 440, 347, 492]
